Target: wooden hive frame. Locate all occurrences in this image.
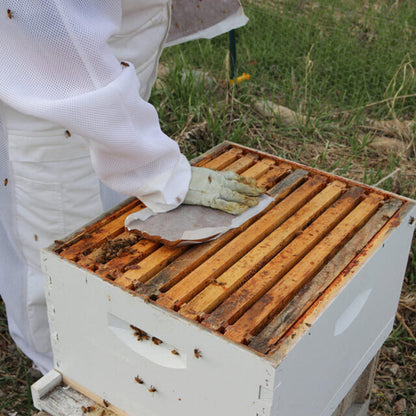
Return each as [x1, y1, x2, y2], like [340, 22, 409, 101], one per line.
[51, 141, 415, 356]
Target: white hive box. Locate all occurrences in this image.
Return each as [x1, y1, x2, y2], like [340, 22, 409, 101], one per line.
[38, 142, 416, 416]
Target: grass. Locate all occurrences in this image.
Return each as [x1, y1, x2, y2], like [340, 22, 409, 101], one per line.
[1, 0, 416, 415]
[159, 0, 416, 119]
[152, 1, 416, 196]
[0, 300, 40, 416]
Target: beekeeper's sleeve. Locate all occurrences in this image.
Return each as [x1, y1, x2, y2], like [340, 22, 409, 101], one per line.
[0, 0, 191, 213]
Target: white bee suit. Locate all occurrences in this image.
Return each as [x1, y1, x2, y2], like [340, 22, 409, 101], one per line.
[0, 0, 247, 373]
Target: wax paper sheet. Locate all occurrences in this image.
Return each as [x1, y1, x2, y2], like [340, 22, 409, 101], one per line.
[125, 195, 274, 247]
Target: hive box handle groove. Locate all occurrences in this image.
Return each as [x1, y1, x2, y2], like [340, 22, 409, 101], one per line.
[107, 314, 187, 369]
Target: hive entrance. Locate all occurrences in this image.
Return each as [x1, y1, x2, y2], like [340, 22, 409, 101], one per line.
[54, 143, 406, 355]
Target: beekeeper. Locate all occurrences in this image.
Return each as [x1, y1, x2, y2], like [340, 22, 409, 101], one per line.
[0, 1, 261, 374]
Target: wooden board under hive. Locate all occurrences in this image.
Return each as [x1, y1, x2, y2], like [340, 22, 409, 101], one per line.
[41, 142, 416, 416]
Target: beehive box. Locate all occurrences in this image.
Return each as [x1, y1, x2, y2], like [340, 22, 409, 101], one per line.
[40, 142, 416, 416]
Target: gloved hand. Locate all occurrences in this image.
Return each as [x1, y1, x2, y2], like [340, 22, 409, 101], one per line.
[183, 167, 265, 215]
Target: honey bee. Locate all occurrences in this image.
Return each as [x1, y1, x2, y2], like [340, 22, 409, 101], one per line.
[409, 216, 415, 225]
[135, 376, 144, 384]
[148, 386, 157, 393]
[152, 337, 162, 345]
[34, 234, 38, 241]
[194, 348, 202, 359]
[100, 411, 105, 416]
[103, 400, 110, 408]
[121, 61, 129, 67]
[171, 349, 179, 355]
[65, 130, 71, 138]
[131, 326, 149, 342]
[7, 9, 12, 19]
[81, 407, 95, 413]
[4, 178, 8, 186]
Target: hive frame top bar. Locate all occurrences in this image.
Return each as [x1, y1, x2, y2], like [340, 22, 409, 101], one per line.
[45, 141, 416, 358]
[46, 141, 414, 254]
[214, 141, 414, 203]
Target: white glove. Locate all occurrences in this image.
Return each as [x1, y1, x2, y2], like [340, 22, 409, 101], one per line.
[183, 167, 265, 215]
